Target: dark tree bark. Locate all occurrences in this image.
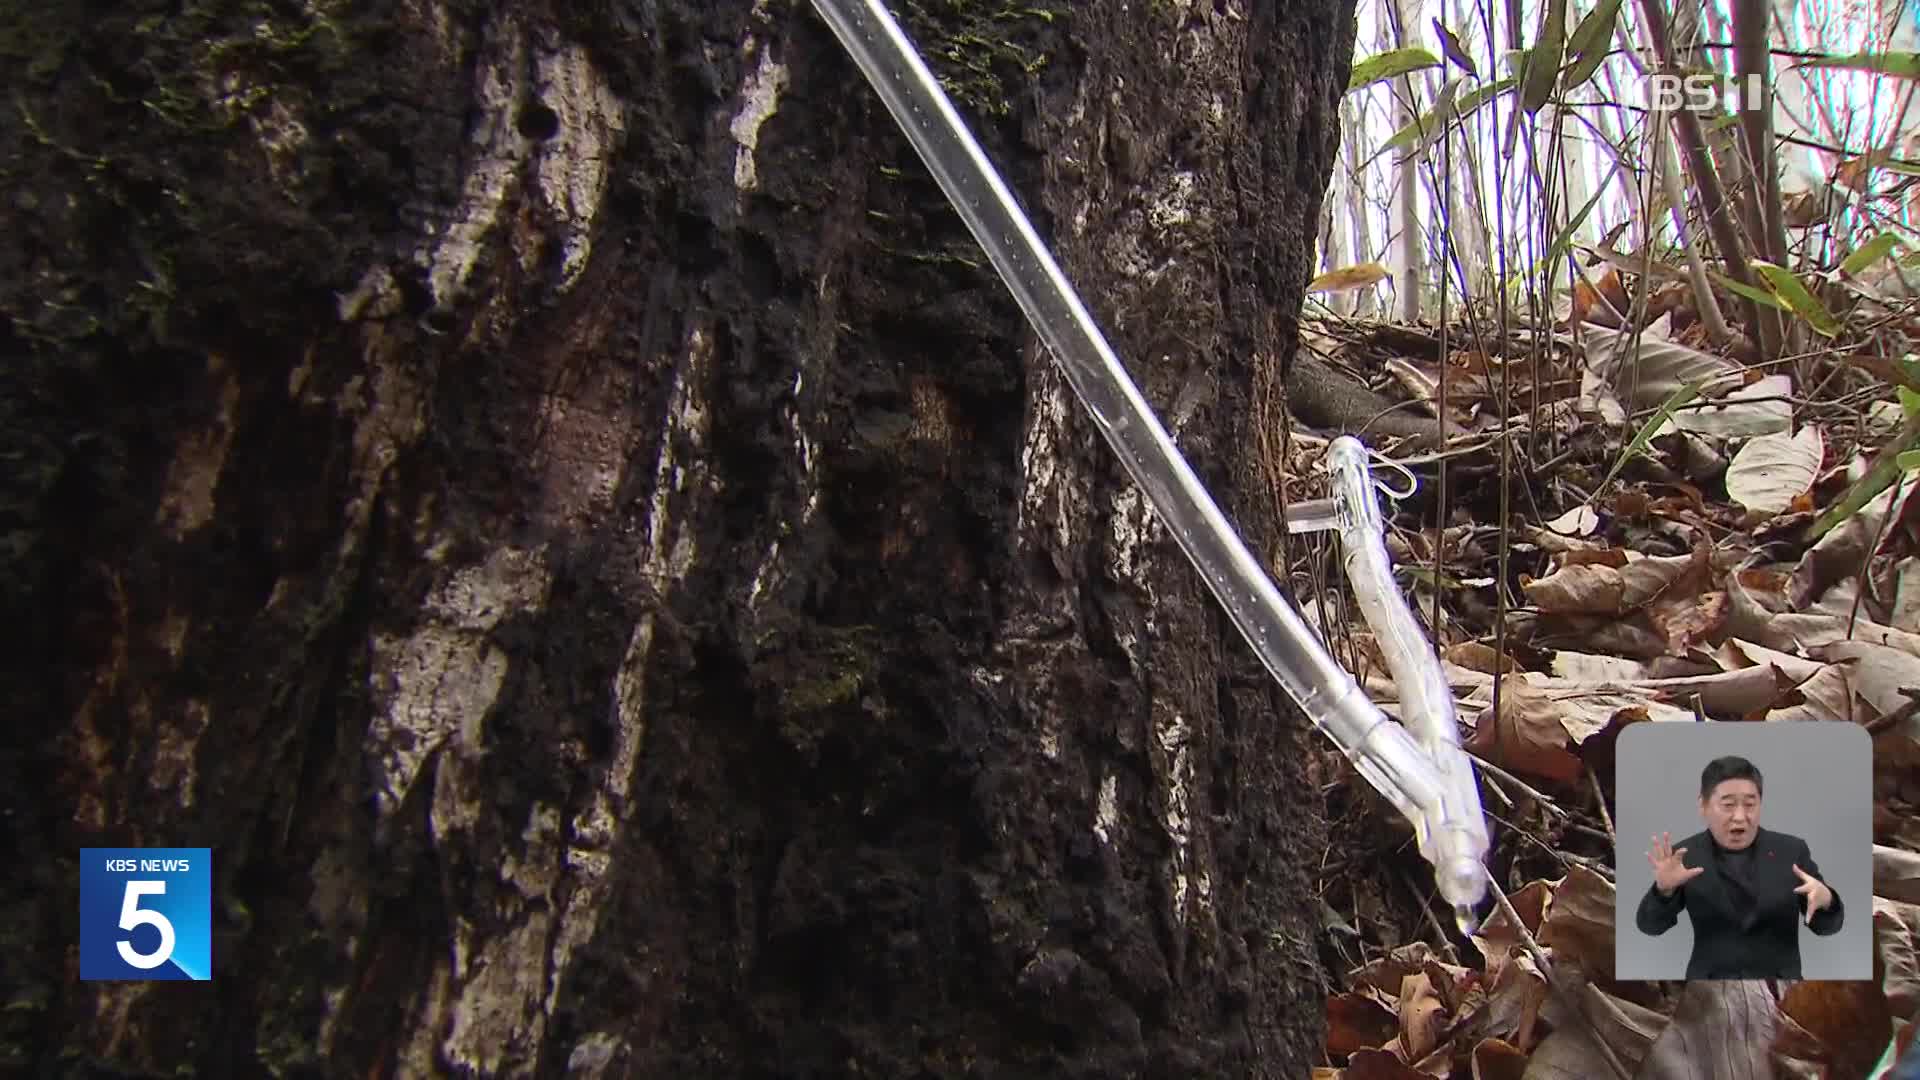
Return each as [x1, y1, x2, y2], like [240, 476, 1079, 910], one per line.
[3, 0, 1357, 1075]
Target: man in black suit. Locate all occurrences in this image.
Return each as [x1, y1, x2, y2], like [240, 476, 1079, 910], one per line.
[1635, 756, 1844, 980]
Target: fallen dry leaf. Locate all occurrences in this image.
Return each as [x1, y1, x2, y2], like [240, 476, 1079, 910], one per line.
[1876, 898, 1920, 1026]
[1890, 558, 1920, 634]
[1466, 678, 1589, 785]
[1311, 262, 1392, 293]
[1524, 563, 1629, 614]
[1766, 660, 1859, 724]
[1538, 865, 1618, 979]
[1792, 476, 1920, 610]
[1477, 881, 1551, 945]
[1447, 641, 1519, 675]
[1325, 1048, 1433, 1080]
[1460, 946, 1548, 1052]
[1638, 980, 1780, 1080]
[1348, 943, 1449, 1003]
[1726, 426, 1825, 515]
[1771, 1007, 1834, 1079]
[1549, 613, 1676, 661]
[1523, 551, 1697, 615]
[1395, 970, 1450, 1063]
[1525, 967, 1665, 1079]
[1329, 992, 1402, 1057]
[1742, 609, 1920, 661]
[1780, 978, 1894, 1080]
[1816, 640, 1920, 720]
[1880, 847, 1920, 906]
[1552, 651, 1649, 682]
[1643, 543, 1724, 656]
[1647, 589, 1728, 656]
[1672, 373, 1796, 439]
[1543, 504, 1601, 537]
[1470, 1037, 1528, 1080]
[1716, 638, 1826, 683]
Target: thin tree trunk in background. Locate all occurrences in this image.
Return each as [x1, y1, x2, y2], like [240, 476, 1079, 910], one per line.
[1343, 98, 1383, 319]
[1391, 0, 1427, 321]
[1735, 0, 1797, 351]
[0, 1, 1357, 1074]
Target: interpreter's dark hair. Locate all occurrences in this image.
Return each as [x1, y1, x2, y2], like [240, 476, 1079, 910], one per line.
[1699, 756, 1763, 801]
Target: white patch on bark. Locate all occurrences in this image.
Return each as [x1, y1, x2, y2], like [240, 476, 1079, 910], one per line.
[1094, 773, 1120, 844]
[367, 545, 552, 819]
[398, 960, 454, 1078]
[149, 699, 208, 809]
[424, 17, 528, 308]
[1039, 728, 1061, 760]
[1147, 170, 1198, 232]
[92, 984, 151, 1061]
[749, 366, 820, 614]
[155, 358, 240, 540]
[550, 324, 712, 1019]
[1159, 710, 1192, 920]
[70, 572, 129, 829]
[532, 45, 625, 288]
[252, 98, 311, 186]
[730, 42, 790, 196]
[1017, 364, 1077, 555]
[567, 1032, 627, 1075]
[502, 803, 563, 903]
[443, 912, 554, 1074]
[336, 265, 403, 323]
[1107, 485, 1163, 590]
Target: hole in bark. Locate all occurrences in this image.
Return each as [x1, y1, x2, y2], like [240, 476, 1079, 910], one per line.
[516, 101, 561, 140]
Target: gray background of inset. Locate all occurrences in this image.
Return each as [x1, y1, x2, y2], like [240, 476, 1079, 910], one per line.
[1613, 721, 1872, 981]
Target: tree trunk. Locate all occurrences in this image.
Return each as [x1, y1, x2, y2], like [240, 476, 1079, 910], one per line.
[3, 0, 1356, 1075]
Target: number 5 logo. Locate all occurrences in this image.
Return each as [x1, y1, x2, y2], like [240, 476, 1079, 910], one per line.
[115, 881, 176, 969]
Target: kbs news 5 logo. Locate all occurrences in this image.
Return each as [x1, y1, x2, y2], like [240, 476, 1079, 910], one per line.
[80, 848, 212, 980]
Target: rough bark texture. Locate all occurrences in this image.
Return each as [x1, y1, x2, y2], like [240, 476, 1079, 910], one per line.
[3, 0, 1356, 1075]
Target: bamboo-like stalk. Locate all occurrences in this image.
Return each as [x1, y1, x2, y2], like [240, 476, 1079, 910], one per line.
[1734, 0, 1794, 353]
[1635, 0, 1779, 359]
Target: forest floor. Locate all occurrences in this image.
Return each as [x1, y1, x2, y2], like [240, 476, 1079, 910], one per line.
[1281, 291, 1920, 1079]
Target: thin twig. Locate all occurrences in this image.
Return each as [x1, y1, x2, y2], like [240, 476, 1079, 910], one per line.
[1589, 764, 1615, 845]
[1400, 867, 1460, 963]
[1468, 752, 1570, 818]
[1484, 879, 1632, 1080]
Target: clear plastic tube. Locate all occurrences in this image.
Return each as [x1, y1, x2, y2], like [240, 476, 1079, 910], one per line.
[1323, 439, 1488, 921]
[810, 0, 1487, 918]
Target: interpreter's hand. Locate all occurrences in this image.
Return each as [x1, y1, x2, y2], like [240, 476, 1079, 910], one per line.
[1793, 865, 1833, 923]
[1647, 832, 1704, 895]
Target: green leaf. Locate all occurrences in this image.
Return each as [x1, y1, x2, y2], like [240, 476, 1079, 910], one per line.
[1899, 449, 1920, 470]
[1433, 19, 1479, 77]
[1597, 382, 1701, 495]
[1796, 51, 1920, 79]
[1812, 419, 1920, 538]
[1519, 0, 1570, 114]
[1900, 384, 1920, 418]
[1544, 169, 1616, 273]
[1711, 270, 1791, 312]
[1750, 260, 1842, 337]
[1562, 0, 1624, 92]
[1373, 77, 1515, 162]
[1370, 77, 1463, 165]
[1842, 232, 1905, 275]
[1350, 48, 1443, 91]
